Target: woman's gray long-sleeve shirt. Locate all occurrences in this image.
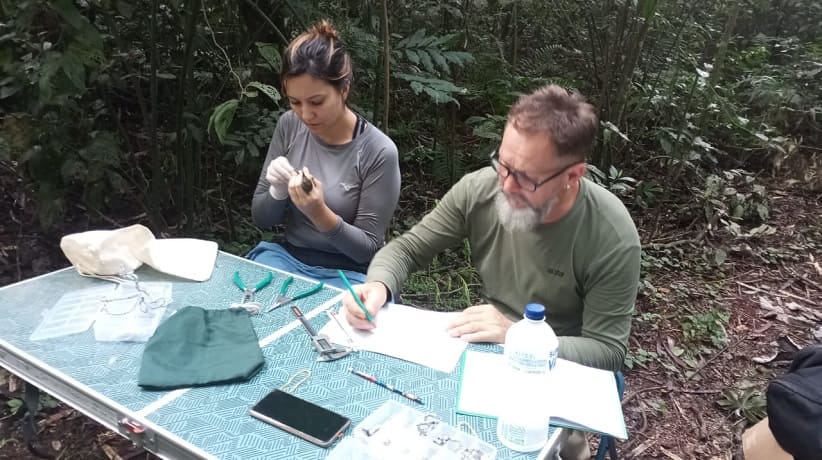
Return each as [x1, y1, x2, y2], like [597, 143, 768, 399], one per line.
[251, 111, 401, 269]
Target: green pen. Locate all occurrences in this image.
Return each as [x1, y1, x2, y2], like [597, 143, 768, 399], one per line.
[337, 270, 373, 323]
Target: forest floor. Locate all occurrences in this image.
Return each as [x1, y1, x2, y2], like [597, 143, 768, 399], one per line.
[0, 170, 819, 459]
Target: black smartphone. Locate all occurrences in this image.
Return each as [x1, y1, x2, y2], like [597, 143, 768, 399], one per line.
[249, 389, 350, 447]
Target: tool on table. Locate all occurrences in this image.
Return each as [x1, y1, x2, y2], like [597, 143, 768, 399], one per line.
[326, 309, 359, 350]
[337, 270, 373, 323]
[291, 306, 351, 362]
[266, 276, 323, 312]
[231, 271, 273, 314]
[349, 368, 424, 405]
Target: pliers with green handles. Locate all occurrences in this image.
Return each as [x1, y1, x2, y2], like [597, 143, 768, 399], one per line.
[233, 271, 273, 305]
[266, 276, 324, 312]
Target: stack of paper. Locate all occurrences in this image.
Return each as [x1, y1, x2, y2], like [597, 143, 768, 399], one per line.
[317, 303, 468, 373]
[457, 350, 627, 439]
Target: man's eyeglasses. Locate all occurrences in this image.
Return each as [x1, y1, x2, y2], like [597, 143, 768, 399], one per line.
[490, 149, 581, 192]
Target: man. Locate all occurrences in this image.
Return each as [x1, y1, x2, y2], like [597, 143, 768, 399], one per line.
[344, 84, 639, 368]
[344, 85, 639, 453]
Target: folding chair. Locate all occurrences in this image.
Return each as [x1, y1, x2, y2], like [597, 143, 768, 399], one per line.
[595, 371, 625, 460]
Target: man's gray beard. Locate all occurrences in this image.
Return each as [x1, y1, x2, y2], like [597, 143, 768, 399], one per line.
[494, 191, 557, 232]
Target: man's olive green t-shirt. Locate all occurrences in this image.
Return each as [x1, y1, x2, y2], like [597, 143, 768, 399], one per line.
[367, 167, 641, 371]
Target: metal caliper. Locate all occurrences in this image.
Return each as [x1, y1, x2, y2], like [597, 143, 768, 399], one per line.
[290, 306, 352, 362]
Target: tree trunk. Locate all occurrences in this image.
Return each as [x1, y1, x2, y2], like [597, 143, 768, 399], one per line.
[511, 0, 518, 74]
[381, 0, 390, 130]
[710, 1, 741, 88]
[147, 0, 167, 232]
[175, 0, 201, 232]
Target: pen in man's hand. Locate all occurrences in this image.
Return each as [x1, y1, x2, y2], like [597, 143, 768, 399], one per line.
[337, 270, 373, 323]
[350, 368, 424, 405]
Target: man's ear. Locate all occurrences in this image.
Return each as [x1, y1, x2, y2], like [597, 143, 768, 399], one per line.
[567, 162, 588, 182]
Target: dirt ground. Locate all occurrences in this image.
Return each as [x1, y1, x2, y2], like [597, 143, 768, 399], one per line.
[0, 176, 819, 459]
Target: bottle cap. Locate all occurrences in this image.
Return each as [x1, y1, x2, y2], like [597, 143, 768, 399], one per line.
[524, 303, 545, 321]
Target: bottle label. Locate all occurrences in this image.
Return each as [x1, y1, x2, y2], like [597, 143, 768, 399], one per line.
[509, 349, 558, 373]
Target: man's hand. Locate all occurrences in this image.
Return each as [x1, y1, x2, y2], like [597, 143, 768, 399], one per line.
[342, 281, 389, 330]
[447, 304, 514, 343]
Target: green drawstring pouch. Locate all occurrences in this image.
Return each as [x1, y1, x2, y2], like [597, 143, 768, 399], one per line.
[138, 306, 264, 390]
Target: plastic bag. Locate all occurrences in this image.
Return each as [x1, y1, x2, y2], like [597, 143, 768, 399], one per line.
[92, 282, 172, 342]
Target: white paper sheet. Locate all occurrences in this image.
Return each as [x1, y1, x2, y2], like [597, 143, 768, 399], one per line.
[318, 303, 468, 373]
[457, 350, 627, 439]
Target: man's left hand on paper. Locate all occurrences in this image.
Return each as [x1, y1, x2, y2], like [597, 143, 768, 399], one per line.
[447, 304, 514, 343]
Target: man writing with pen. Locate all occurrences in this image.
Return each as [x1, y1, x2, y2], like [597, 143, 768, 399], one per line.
[341, 84, 641, 460]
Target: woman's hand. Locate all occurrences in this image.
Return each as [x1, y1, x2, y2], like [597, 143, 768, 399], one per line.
[288, 167, 338, 231]
[266, 156, 297, 200]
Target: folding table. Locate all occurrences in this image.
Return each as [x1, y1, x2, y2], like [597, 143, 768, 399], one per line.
[0, 252, 562, 459]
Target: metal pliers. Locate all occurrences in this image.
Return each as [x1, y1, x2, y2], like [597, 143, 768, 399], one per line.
[266, 276, 324, 312]
[233, 271, 273, 305]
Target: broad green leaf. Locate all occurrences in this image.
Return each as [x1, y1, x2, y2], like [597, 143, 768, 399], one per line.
[52, 0, 104, 49]
[0, 85, 21, 99]
[68, 41, 105, 67]
[82, 132, 120, 166]
[187, 123, 203, 144]
[6, 399, 23, 416]
[61, 52, 86, 90]
[116, 0, 136, 19]
[38, 53, 63, 103]
[246, 81, 281, 104]
[208, 99, 239, 144]
[255, 42, 282, 73]
[639, 0, 658, 21]
[659, 137, 672, 154]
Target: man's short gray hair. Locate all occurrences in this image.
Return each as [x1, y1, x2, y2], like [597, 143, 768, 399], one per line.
[507, 85, 599, 160]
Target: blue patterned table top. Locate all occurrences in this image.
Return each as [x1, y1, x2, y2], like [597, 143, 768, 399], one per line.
[0, 252, 552, 459]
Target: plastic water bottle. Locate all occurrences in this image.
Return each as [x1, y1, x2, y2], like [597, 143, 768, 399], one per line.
[496, 303, 559, 452]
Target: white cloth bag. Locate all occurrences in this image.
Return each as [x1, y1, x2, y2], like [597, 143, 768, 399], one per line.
[59, 224, 218, 281]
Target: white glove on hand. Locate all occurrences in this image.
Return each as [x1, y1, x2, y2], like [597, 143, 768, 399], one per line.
[266, 156, 295, 200]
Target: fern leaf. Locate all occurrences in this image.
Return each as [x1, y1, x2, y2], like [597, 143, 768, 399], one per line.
[430, 33, 458, 47]
[429, 49, 450, 73]
[423, 86, 457, 104]
[417, 35, 438, 47]
[418, 50, 435, 73]
[404, 29, 427, 48]
[443, 51, 475, 67]
[406, 49, 421, 65]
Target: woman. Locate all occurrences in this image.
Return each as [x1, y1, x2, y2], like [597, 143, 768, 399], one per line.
[250, 20, 401, 289]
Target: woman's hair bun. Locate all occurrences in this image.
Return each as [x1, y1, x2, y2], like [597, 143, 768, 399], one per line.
[311, 19, 339, 40]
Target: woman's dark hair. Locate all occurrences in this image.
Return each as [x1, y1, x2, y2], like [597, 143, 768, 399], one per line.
[281, 20, 352, 92]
